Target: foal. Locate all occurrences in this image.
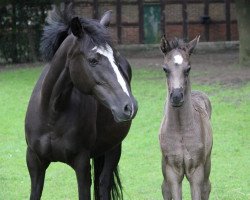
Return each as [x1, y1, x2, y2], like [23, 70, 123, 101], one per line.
[159, 36, 213, 200]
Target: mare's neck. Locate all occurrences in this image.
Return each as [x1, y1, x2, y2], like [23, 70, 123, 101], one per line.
[41, 35, 74, 109]
[165, 82, 193, 132]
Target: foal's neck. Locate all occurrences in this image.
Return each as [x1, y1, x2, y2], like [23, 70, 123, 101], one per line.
[166, 83, 193, 131]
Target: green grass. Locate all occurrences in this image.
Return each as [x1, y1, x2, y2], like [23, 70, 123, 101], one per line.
[0, 66, 249, 200]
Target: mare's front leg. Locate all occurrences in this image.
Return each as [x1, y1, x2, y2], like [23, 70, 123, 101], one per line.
[73, 150, 91, 200]
[162, 157, 184, 200]
[99, 144, 122, 200]
[26, 147, 50, 200]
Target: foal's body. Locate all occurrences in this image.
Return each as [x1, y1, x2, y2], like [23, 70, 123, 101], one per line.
[160, 91, 212, 199]
[159, 36, 212, 200]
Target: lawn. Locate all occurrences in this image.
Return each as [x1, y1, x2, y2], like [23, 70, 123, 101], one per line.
[0, 64, 249, 199]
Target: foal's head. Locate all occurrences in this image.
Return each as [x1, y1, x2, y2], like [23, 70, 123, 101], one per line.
[67, 12, 137, 122]
[160, 35, 200, 107]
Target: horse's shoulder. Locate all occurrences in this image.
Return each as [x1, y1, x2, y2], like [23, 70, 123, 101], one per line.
[191, 91, 212, 119]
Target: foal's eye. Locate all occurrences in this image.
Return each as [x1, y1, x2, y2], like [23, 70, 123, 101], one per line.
[88, 58, 98, 66]
[184, 67, 191, 76]
[163, 65, 170, 75]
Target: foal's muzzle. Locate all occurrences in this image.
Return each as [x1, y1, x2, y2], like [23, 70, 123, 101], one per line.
[170, 88, 184, 107]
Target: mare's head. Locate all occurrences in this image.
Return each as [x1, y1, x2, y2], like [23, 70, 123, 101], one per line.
[160, 35, 200, 107]
[67, 12, 137, 122]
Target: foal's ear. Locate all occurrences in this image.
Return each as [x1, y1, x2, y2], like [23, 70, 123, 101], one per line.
[160, 35, 171, 55]
[100, 10, 112, 27]
[71, 17, 83, 38]
[186, 35, 200, 55]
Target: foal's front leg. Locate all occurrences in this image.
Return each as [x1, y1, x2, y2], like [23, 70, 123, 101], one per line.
[161, 156, 172, 200]
[187, 165, 204, 200]
[73, 151, 91, 200]
[162, 158, 184, 200]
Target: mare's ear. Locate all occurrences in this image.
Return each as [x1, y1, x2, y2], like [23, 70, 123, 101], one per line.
[100, 10, 112, 27]
[160, 35, 171, 55]
[186, 35, 200, 55]
[71, 17, 83, 38]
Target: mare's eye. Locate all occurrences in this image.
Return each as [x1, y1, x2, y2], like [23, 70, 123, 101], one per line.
[184, 66, 191, 76]
[88, 58, 98, 66]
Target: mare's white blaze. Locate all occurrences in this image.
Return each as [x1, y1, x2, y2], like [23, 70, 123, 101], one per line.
[174, 54, 183, 65]
[92, 44, 130, 96]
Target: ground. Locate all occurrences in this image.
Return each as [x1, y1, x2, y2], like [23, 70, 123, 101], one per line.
[2, 49, 250, 85]
[128, 49, 250, 86]
[0, 49, 249, 199]
[2, 49, 250, 86]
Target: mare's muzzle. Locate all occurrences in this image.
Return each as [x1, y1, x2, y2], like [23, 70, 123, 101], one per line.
[170, 88, 184, 107]
[111, 96, 138, 122]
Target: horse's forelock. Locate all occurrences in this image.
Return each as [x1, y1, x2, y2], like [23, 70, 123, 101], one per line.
[168, 38, 186, 51]
[40, 4, 112, 62]
[79, 18, 113, 48]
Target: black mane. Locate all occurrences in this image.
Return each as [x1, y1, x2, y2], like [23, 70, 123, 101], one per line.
[40, 5, 73, 62]
[40, 5, 112, 62]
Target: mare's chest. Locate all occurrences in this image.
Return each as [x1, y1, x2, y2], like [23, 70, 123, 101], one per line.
[47, 92, 129, 160]
[46, 92, 98, 161]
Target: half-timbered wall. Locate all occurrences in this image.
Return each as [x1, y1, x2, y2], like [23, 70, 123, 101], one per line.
[73, 0, 238, 44]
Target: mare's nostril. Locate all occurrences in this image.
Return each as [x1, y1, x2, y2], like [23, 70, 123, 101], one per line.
[124, 104, 132, 116]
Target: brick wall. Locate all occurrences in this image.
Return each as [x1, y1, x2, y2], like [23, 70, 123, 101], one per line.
[74, 1, 239, 44]
[122, 27, 139, 43]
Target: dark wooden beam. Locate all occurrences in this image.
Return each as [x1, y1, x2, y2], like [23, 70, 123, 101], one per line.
[225, 0, 231, 41]
[93, 0, 98, 19]
[182, 0, 188, 40]
[74, 0, 233, 5]
[165, 0, 232, 3]
[138, 0, 144, 43]
[163, 20, 237, 26]
[116, 0, 122, 44]
[106, 19, 237, 28]
[204, 0, 210, 41]
[160, 0, 166, 35]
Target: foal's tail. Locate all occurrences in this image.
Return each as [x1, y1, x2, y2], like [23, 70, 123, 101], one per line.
[93, 156, 123, 200]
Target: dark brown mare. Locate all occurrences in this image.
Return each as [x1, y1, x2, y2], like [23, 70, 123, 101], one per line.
[25, 5, 138, 200]
[159, 36, 213, 200]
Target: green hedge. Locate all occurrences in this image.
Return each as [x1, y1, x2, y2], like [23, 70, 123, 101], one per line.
[0, 1, 52, 64]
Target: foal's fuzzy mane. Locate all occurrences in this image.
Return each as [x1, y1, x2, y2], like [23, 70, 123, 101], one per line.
[168, 38, 187, 51]
[40, 5, 112, 62]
